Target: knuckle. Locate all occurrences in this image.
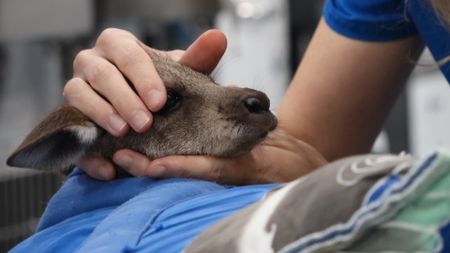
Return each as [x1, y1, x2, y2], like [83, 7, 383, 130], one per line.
[96, 28, 121, 46]
[73, 49, 94, 72]
[96, 28, 134, 48]
[85, 61, 113, 84]
[63, 78, 83, 102]
[116, 43, 143, 69]
[63, 79, 114, 123]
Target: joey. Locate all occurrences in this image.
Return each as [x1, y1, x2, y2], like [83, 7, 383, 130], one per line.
[7, 53, 277, 175]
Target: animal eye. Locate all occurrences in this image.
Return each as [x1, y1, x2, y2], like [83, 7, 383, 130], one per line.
[159, 89, 182, 114]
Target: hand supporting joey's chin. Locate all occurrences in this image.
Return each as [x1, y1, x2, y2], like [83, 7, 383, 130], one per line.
[114, 128, 327, 185]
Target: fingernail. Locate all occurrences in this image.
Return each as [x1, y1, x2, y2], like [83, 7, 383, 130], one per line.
[108, 114, 127, 133]
[115, 154, 132, 168]
[146, 89, 164, 111]
[131, 110, 150, 131]
[150, 165, 166, 177]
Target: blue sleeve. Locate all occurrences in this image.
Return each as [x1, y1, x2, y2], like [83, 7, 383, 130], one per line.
[323, 0, 418, 41]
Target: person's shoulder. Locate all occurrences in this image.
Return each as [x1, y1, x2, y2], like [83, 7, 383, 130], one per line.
[323, 0, 418, 41]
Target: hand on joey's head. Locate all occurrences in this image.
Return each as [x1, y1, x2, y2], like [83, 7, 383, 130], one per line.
[62, 28, 326, 183]
[63, 28, 227, 180]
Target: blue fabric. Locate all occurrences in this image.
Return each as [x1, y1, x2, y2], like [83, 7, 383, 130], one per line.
[323, 0, 450, 81]
[440, 222, 450, 253]
[10, 168, 279, 253]
[364, 153, 437, 205]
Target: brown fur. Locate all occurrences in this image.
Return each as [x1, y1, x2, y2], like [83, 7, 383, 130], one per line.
[7, 53, 277, 174]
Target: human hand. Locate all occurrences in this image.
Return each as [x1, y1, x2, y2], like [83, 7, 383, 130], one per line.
[112, 128, 328, 185]
[64, 28, 227, 180]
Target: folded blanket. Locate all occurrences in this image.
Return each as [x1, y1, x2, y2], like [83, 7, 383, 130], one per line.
[186, 150, 450, 253]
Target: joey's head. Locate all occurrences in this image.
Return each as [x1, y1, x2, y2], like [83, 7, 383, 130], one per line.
[138, 56, 277, 158]
[6, 54, 277, 172]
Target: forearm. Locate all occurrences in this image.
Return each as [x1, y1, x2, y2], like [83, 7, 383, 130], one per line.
[277, 19, 424, 161]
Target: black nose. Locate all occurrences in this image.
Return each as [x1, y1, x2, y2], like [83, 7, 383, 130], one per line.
[243, 96, 269, 114]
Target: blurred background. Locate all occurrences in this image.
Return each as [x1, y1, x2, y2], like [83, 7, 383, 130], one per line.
[0, 0, 449, 251]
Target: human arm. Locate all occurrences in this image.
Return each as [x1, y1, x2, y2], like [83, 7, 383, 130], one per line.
[277, 18, 424, 161]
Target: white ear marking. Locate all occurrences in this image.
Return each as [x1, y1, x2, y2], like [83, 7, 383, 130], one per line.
[66, 125, 98, 144]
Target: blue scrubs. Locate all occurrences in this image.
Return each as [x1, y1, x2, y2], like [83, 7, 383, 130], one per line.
[324, 0, 450, 81]
[10, 1, 450, 252]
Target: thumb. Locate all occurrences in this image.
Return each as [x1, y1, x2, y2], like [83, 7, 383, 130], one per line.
[78, 157, 116, 180]
[179, 29, 227, 74]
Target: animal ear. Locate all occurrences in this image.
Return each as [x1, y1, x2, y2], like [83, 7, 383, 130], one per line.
[7, 106, 101, 172]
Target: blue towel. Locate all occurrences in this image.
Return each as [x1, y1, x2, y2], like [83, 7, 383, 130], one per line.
[10, 168, 279, 253]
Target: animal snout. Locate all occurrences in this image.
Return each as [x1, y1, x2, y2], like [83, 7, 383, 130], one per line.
[242, 94, 270, 114]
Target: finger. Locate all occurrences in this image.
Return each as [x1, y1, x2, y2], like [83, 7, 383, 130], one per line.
[73, 51, 153, 133]
[63, 77, 129, 136]
[145, 155, 226, 181]
[95, 29, 166, 112]
[77, 157, 116, 180]
[179, 29, 227, 74]
[113, 149, 152, 177]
